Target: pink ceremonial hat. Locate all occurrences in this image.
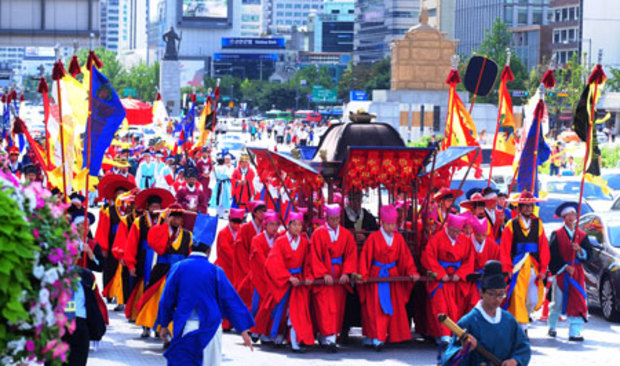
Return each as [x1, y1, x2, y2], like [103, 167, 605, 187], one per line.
[287, 211, 304, 224]
[380, 205, 398, 224]
[263, 210, 279, 224]
[332, 192, 343, 204]
[324, 203, 341, 217]
[471, 218, 488, 235]
[446, 214, 466, 230]
[249, 200, 267, 212]
[229, 208, 245, 221]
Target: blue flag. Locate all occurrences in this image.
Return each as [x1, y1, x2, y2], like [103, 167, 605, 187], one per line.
[83, 67, 126, 176]
[2, 100, 12, 147]
[517, 102, 551, 194]
[192, 213, 218, 247]
[182, 101, 196, 139]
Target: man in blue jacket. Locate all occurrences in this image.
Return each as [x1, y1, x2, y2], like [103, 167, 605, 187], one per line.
[158, 214, 255, 366]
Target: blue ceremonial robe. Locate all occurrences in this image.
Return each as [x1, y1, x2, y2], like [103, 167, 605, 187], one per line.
[159, 252, 255, 366]
[442, 304, 531, 366]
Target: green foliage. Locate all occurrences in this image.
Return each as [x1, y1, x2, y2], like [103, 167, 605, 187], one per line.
[407, 134, 443, 147]
[606, 68, 620, 92]
[602, 145, 620, 168]
[547, 53, 588, 113]
[337, 58, 391, 100]
[474, 18, 529, 103]
[0, 188, 36, 336]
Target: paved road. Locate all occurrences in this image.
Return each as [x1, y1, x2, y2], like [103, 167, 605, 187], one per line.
[88, 303, 620, 365]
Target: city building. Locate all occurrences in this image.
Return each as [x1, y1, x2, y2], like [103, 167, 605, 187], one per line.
[101, 0, 121, 51]
[241, 0, 263, 37]
[582, 0, 620, 69]
[549, 0, 580, 66]
[0, 0, 100, 47]
[297, 51, 351, 83]
[353, 0, 421, 64]
[425, 0, 456, 40]
[455, 0, 551, 72]
[308, 0, 354, 53]
[262, 0, 323, 35]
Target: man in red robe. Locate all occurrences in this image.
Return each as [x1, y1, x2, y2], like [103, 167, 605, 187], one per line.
[547, 202, 593, 341]
[465, 217, 501, 310]
[421, 213, 473, 346]
[248, 210, 280, 342]
[214, 207, 245, 331]
[482, 187, 506, 243]
[195, 147, 212, 200]
[253, 212, 314, 352]
[309, 204, 357, 352]
[359, 205, 419, 351]
[123, 188, 173, 336]
[175, 168, 207, 231]
[233, 200, 267, 310]
[231, 154, 256, 211]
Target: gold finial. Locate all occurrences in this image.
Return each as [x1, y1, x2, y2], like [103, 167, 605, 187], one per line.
[419, 1, 429, 25]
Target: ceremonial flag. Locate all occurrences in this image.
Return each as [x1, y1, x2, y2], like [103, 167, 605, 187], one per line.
[490, 66, 517, 167]
[573, 65, 606, 176]
[197, 95, 214, 147]
[83, 67, 126, 176]
[442, 68, 482, 175]
[2, 94, 11, 145]
[517, 101, 551, 194]
[13, 117, 49, 171]
[182, 94, 197, 139]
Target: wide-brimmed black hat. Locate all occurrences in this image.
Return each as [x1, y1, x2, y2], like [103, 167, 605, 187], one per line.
[480, 260, 508, 290]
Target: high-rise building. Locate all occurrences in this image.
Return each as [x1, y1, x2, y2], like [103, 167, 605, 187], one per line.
[241, 0, 263, 37]
[455, 0, 551, 72]
[425, 0, 456, 39]
[101, 0, 121, 51]
[549, 0, 580, 66]
[353, 0, 421, 64]
[263, 0, 323, 35]
[309, 0, 354, 53]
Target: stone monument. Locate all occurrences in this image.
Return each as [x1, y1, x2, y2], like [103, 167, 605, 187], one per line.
[159, 26, 182, 117]
[370, 5, 467, 141]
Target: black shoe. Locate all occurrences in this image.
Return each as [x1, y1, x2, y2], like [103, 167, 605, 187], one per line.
[548, 329, 557, 338]
[569, 336, 584, 342]
[326, 343, 338, 353]
[113, 304, 125, 312]
[338, 332, 349, 345]
[291, 345, 307, 353]
[523, 329, 529, 341]
[140, 328, 151, 338]
[163, 341, 170, 350]
[251, 335, 260, 343]
[374, 343, 384, 352]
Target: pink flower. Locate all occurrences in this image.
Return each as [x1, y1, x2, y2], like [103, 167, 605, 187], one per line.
[42, 339, 58, 353]
[50, 202, 70, 219]
[56, 313, 68, 328]
[53, 341, 69, 362]
[33, 228, 40, 239]
[67, 319, 76, 334]
[25, 340, 35, 352]
[47, 248, 64, 264]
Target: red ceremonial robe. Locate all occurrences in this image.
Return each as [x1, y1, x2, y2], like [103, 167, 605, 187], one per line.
[359, 230, 418, 343]
[309, 225, 358, 337]
[215, 224, 238, 330]
[231, 167, 256, 209]
[465, 234, 501, 310]
[549, 227, 589, 319]
[248, 232, 276, 333]
[253, 234, 314, 345]
[195, 157, 212, 199]
[175, 184, 207, 231]
[421, 229, 474, 337]
[233, 220, 260, 310]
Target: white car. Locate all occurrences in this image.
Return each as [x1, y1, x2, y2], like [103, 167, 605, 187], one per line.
[540, 176, 615, 212]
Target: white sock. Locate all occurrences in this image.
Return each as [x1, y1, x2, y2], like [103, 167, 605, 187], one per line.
[290, 327, 300, 350]
[325, 335, 336, 344]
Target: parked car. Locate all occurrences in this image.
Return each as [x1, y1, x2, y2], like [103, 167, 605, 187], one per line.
[450, 178, 498, 209]
[603, 171, 620, 196]
[540, 176, 614, 212]
[579, 213, 620, 321]
[611, 195, 620, 211]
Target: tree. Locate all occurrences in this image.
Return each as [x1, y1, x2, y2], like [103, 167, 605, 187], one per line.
[74, 47, 126, 89]
[474, 18, 529, 103]
[337, 58, 390, 100]
[607, 68, 620, 92]
[121, 62, 160, 101]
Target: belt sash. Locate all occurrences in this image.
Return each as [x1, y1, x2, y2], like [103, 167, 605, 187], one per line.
[429, 260, 462, 298]
[504, 242, 538, 309]
[331, 256, 343, 275]
[562, 258, 587, 315]
[269, 266, 302, 338]
[372, 260, 397, 315]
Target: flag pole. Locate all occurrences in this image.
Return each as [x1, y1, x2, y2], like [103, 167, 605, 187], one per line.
[575, 50, 604, 235]
[211, 78, 221, 141]
[445, 55, 460, 186]
[488, 48, 511, 187]
[53, 45, 68, 202]
[83, 33, 95, 248]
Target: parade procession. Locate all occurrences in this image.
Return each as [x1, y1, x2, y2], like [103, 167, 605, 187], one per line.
[2, 2, 620, 366]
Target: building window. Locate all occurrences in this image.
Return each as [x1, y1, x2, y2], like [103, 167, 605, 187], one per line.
[276, 4, 284, 8]
[517, 8, 527, 25]
[285, 4, 292, 8]
[277, 12, 283, 16]
[533, 9, 542, 25]
[554, 9, 561, 22]
[303, 4, 310, 9]
[568, 28, 575, 42]
[504, 7, 513, 24]
[562, 8, 568, 20]
[294, 4, 301, 8]
[285, 12, 292, 16]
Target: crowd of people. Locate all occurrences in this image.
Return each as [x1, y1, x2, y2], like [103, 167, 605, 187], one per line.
[4, 132, 595, 366]
[240, 118, 318, 146]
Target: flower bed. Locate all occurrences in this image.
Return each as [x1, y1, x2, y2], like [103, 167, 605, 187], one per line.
[0, 167, 79, 366]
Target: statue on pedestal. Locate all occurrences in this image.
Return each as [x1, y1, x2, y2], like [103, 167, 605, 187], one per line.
[162, 26, 181, 60]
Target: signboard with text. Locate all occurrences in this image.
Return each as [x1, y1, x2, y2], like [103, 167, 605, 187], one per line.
[221, 37, 286, 49]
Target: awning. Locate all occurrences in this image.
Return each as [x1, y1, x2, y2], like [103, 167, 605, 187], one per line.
[419, 146, 479, 176]
[247, 147, 324, 193]
[121, 98, 153, 125]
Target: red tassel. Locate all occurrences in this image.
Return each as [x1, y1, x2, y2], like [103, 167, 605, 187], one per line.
[534, 99, 545, 119]
[20, 93, 25, 102]
[445, 69, 461, 85]
[86, 51, 103, 70]
[587, 64, 606, 85]
[13, 116, 26, 134]
[38, 77, 49, 94]
[541, 69, 555, 89]
[8, 90, 17, 102]
[214, 86, 220, 100]
[155, 92, 162, 101]
[191, 93, 197, 103]
[500, 65, 515, 83]
[52, 61, 67, 81]
[0, 95, 5, 103]
[68, 55, 82, 77]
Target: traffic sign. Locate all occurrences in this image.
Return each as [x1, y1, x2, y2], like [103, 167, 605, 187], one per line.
[350, 90, 369, 101]
[123, 88, 137, 97]
[312, 86, 337, 103]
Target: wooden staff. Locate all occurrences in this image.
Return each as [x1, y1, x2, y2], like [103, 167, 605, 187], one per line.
[83, 34, 95, 249]
[468, 57, 488, 115]
[52, 46, 68, 202]
[488, 48, 511, 187]
[438, 313, 502, 366]
[246, 150, 287, 227]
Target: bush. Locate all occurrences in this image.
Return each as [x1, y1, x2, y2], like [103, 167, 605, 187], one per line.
[601, 145, 620, 168]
